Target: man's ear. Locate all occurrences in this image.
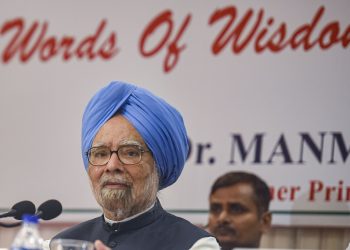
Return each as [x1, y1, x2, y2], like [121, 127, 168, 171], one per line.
[260, 211, 272, 233]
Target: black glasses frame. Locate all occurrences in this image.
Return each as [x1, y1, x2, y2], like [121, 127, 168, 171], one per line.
[85, 145, 149, 166]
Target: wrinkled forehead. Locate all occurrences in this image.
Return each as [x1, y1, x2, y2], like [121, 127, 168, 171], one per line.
[92, 114, 148, 149]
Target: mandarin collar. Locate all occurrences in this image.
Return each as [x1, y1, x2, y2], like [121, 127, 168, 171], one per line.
[102, 199, 164, 232]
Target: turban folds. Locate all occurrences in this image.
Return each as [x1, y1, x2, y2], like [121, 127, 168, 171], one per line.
[82, 81, 189, 189]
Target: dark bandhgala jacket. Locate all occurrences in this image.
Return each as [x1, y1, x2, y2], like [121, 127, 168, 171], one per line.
[52, 200, 211, 250]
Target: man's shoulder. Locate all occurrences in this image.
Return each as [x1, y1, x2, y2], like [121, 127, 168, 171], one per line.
[160, 211, 211, 237]
[137, 211, 214, 249]
[53, 216, 103, 240]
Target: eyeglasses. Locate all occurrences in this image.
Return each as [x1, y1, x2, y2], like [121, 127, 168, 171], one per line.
[86, 145, 150, 166]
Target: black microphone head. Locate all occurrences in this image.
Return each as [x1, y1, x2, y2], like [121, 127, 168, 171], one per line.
[37, 199, 62, 220]
[12, 200, 36, 220]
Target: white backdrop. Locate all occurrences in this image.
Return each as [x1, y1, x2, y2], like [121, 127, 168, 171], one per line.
[0, 0, 349, 227]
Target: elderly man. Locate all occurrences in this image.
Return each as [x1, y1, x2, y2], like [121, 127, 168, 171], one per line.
[207, 171, 272, 249]
[52, 82, 219, 249]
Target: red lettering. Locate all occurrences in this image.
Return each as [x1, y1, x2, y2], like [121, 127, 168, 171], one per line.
[59, 37, 75, 60]
[139, 10, 191, 73]
[98, 32, 118, 59]
[277, 186, 288, 201]
[20, 21, 47, 61]
[319, 22, 340, 49]
[340, 26, 350, 47]
[1, 6, 349, 68]
[209, 5, 349, 55]
[76, 20, 107, 59]
[209, 6, 237, 54]
[255, 19, 288, 53]
[0, 18, 46, 62]
[139, 11, 172, 57]
[289, 6, 323, 50]
[40, 37, 58, 61]
[0, 18, 24, 62]
[269, 185, 300, 201]
[163, 15, 190, 72]
[0, 18, 118, 63]
[209, 6, 262, 54]
[325, 186, 336, 201]
[290, 186, 300, 201]
[337, 180, 343, 201]
[309, 180, 323, 201]
[309, 180, 350, 202]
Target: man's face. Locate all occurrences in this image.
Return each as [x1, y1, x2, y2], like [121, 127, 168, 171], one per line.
[208, 183, 271, 249]
[88, 115, 158, 220]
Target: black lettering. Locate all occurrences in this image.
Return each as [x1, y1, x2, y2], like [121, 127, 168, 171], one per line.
[196, 143, 212, 164]
[329, 132, 350, 163]
[229, 133, 264, 164]
[267, 134, 293, 164]
[298, 132, 325, 163]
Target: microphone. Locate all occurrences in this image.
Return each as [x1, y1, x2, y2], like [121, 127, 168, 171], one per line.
[35, 199, 62, 220]
[0, 199, 62, 228]
[0, 200, 36, 220]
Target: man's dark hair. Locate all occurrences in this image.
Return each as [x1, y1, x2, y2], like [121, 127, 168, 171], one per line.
[210, 171, 270, 216]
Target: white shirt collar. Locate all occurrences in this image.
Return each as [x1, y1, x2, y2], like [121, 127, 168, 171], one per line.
[104, 202, 155, 225]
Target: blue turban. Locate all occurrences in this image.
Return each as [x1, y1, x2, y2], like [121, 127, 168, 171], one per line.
[81, 81, 189, 190]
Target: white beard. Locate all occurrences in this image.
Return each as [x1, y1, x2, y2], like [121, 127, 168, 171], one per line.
[92, 167, 159, 220]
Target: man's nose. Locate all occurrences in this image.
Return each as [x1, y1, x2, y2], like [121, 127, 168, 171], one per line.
[218, 210, 230, 223]
[105, 152, 125, 172]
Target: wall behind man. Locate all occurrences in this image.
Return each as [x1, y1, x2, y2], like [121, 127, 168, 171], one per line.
[0, 0, 349, 241]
